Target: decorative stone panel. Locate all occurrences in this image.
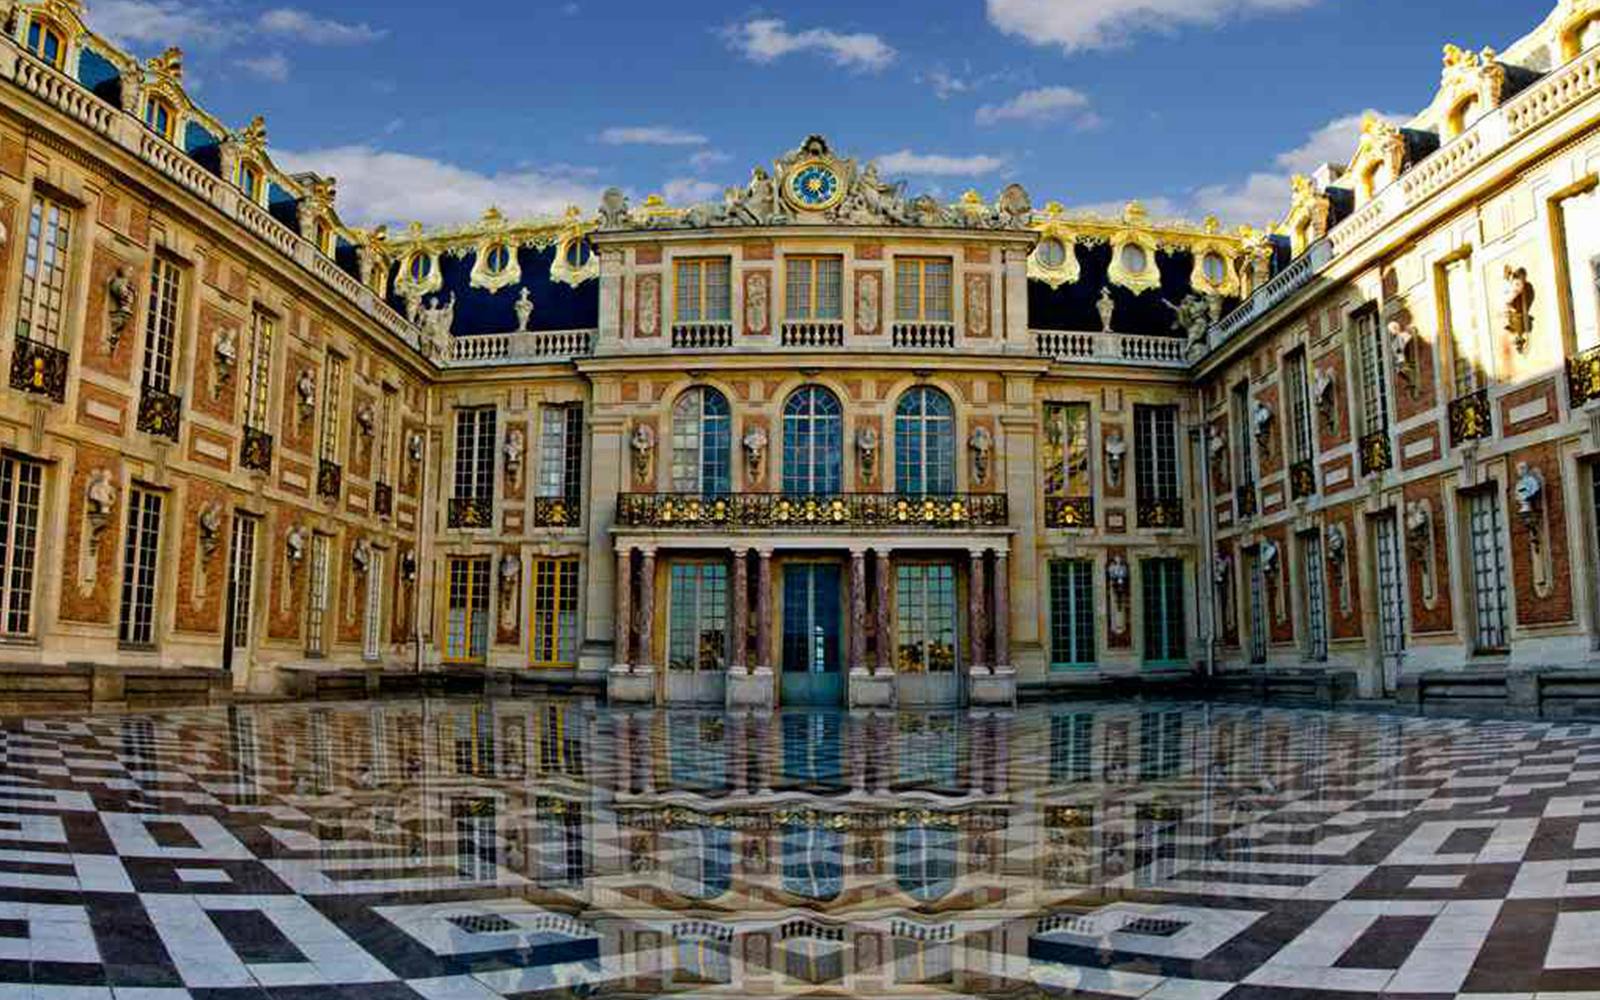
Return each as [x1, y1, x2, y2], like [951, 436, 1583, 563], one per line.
[280, 350, 319, 456]
[1403, 477, 1454, 635]
[192, 303, 242, 422]
[1509, 440, 1573, 626]
[1325, 503, 1364, 640]
[1499, 376, 1560, 438]
[174, 477, 228, 635]
[82, 243, 139, 380]
[58, 444, 122, 625]
[267, 513, 307, 642]
[1314, 348, 1351, 452]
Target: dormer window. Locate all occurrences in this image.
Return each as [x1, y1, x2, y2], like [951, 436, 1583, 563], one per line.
[408, 253, 433, 283]
[314, 219, 334, 255]
[1036, 238, 1068, 269]
[144, 97, 176, 141]
[1119, 244, 1148, 275]
[1446, 96, 1480, 138]
[484, 243, 511, 275]
[25, 20, 66, 69]
[1201, 253, 1226, 286]
[237, 161, 261, 203]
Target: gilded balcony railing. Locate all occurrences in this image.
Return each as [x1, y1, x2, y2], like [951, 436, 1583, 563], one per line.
[373, 481, 393, 518]
[1447, 387, 1492, 446]
[136, 383, 182, 441]
[1567, 344, 1600, 407]
[1359, 430, 1393, 476]
[1289, 459, 1317, 500]
[530, 495, 580, 528]
[1235, 484, 1257, 518]
[1136, 497, 1184, 529]
[317, 459, 343, 500]
[615, 492, 1008, 530]
[8, 336, 68, 403]
[241, 427, 274, 472]
[448, 496, 494, 529]
[1044, 496, 1095, 529]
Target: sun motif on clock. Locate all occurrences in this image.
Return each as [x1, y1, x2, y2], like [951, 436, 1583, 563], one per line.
[784, 158, 844, 212]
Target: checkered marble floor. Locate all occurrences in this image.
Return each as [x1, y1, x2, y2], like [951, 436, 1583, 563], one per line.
[0, 700, 1596, 997]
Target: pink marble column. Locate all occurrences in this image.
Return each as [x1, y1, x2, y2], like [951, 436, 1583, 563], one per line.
[730, 548, 749, 673]
[849, 549, 867, 672]
[755, 549, 773, 670]
[993, 548, 1010, 670]
[968, 550, 987, 672]
[636, 549, 656, 668]
[614, 548, 632, 668]
[875, 549, 893, 675]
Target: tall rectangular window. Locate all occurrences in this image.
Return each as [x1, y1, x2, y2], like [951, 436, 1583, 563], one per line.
[1285, 349, 1314, 465]
[118, 487, 163, 647]
[1141, 558, 1186, 665]
[244, 310, 274, 432]
[1355, 308, 1389, 435]
[453, 406, 496, 502]
[1043, 403, 1091, 499]
[1049, 712, 1094, 782]
[376, 386, 397, 483]
[537, 405, 583, 507]
[305, 533, 330, 656]
[1247, 549, 1267, 664]
[1555, 184, 1600, 353]
[17, 194, 73, 347]
[536, 797, 585, 886]
[362, 549, 383, 661]
[0, 456, 44, 637]
[674, 258, 731, 323]
[785, 256, 843, 320]
[1301, 531, 1328, 661]
[1134, 405, 1180, 504]
[895, 563, 958, 673]
[1374, 512, 1407, 662]
[668, 562, 728, 672]
[894, 258, 953, 322]
[1231, 383, 1255, 492]
[141, 257, 182, 393]
[1441, 255, 1485, 395]
[319, 353, 346, 465]
[227, 512, 258, 649]
[1048, 560, 1095, 669]
[530, 557, 579, 667]
[1467, 489, 1510, 652]
[445, 556, 490, 663]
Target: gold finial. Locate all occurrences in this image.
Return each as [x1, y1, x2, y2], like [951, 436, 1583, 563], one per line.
[1202, 215, 1220, 234]
[147, 46, 184, 80]
[1122, 200, 1148, 224]
[480, 206, 506, 225]
[406, 221, 424, 239]
[642, 194, 665, 207]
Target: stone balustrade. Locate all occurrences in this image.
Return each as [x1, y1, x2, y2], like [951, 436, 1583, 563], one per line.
[670, 322, 735, 349]
[443, 330, 597, 366]
[780, 320, 846, 347]
[1033, 329, 1188, 367]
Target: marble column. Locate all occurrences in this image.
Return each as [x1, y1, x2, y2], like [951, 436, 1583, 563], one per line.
[993, 549, 1010, 669]
[636, 549, 656, 669]
[614, 548, 632, 669]
[755, 549, 773, 671]
[849, 549, 867, 672]
[969, 549, 988, 672]
[875, 549, 893, 675]
[731, 549, 749, 673]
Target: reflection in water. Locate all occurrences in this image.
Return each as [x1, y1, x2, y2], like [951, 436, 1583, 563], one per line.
[26, 700, 1594, 996]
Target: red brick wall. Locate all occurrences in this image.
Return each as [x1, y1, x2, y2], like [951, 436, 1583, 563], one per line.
[174, 477, 228, 634]
[1255, 382, 1283, 479]
[280, 350, 319, 456]
[348, 387, 375, 481]
[1509, 441, 1573, 625]
[1314, 348, 1351, 452]
[267, 514, 306, 642]
[1393, 309, 1437, 421]
[81, 243, 139, 381]
[1264, 524, 1295, 644]
[1403, 478, 1454, 635]
[192, 303, 243, 423]
[1325, 503, 1363, 640]
[58, 445, 123, 625]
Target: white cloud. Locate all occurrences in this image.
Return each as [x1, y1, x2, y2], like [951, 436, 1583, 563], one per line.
[1188, 109, 1406, 226]
[596, 126, 708, 146]
[239, 52, 290, 82]
[1072, 196, 1184, 218]
[257, 8, 387, 44]
[662, 177, 724, 203]
[722, 18, 895, 72]
[976, 86, 1097, 127]
[925, 68, 971, 99]
[272, 146, 605, 228]
[688, 149, 732, 171]
[875, 150, 1006, 177]
[986, 0, 1320, 53]
[87, 0, 237, 48]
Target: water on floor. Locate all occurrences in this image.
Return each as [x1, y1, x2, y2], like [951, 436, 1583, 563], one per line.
[0, 699, 1597, 998]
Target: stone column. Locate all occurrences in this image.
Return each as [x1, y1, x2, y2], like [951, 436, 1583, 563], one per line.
[614, 547, 632, 669]
[731, 548, 749, 673]
[875, 549, 893, 675]
[755, 549, 773, 671]
[636, 549, 657, 670]
[849, 548, 867, 673]
[969, 549, 988, 672]
[993, 548, 1010, 669]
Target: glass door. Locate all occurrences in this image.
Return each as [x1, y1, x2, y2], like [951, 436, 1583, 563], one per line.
[781, 563, 843, 706]
[1373, 512, 1406, 693]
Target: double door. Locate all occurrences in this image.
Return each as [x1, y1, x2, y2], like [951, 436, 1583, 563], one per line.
[781, 564, 843, 706]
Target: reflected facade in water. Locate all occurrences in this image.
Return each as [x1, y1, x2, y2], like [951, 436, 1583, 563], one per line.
[12, 699, 1600, 996]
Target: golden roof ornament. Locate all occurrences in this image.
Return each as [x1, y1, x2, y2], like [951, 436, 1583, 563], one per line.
[1122, 200, 1149, 225]
[233, 114, 267, 156]
[146, 46, 184, 81]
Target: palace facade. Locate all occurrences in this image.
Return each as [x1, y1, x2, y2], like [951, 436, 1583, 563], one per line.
[0, 0, 1598, 712]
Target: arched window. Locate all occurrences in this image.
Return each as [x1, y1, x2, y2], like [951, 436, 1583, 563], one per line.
[782, 386, 842, 494]
[144, 97, 176, 140]
[895, 826, 956, 901]
[895, 387, 955, 494]
[237, 161, 262, 203]
[408, 252, 433, 283]
[26, 20, 66, 69]
[672, 388, 731, 494]
[484, 243, 511, 274]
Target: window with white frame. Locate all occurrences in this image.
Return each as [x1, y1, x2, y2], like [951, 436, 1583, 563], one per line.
[362, 548, 383, 661]
[537, 405, 584, 506]
[1134, 404, 1180, 505]
[0, 456, 44, 638]
[895, 387, 956, 494]
[1231, 383, 1255, 492]
[1355, 308, 1389, 435]
[16, 194, 73, 347]
[319, 353, 346, 465]
[141, 256, 182, 393]
[894, 258, 953, 322]
[894, 825, 956, 901]
[305, 533, 331, 656]
[674, 258, 732, 323]
[1467, 489, 1511, 652]
[895, 563, 957, 673]
[785, 256, 843, 320]
[244, 309, 274, 432]
[451, 797, 497, 882]
[1556, 184, 1600, 354]
[118, 487, 164, 647]
[227, 512, 258, 649]
[535, 797, 584, 886]
[1301, 531, 1328, 661]
[452, 406, 496, 502]
[1285, 348, 1315, 465]
[1441, 255, 1486, 396]
[1048, 559, 1095, 670]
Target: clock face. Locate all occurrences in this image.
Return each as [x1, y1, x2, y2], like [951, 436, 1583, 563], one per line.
[786, 160, 843, 211]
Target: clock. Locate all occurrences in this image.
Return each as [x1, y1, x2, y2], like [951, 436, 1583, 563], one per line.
[784, 158, 844, 212]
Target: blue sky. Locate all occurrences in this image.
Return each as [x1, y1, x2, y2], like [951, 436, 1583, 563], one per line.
[86, 0, 1548, 229]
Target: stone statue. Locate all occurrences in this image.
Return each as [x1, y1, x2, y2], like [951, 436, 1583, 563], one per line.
[407, 432, 424, 464]
[745, 272, 769, 335]
[356, 401, 377, 437]
[1502, 265, 1532, 353]
[1166, 294, 1213, 343]
[107, 265, 137, 348]
[843, 163, 912, 226]
[499, 553, 519, 585]
[352, 538, 372, 573]
[1213, 554, 1231, 586]
[597, 187, 632, 229]
[855, 426, 879, 484]
[1106, 555, 1129, 594]
[1252, 400, 1273, 444]
[1404, 498, 1431, 554]
[742, 425, 768, 483]
[1514, 462, 1542, 518]
[285, 525, 307, 565]
[630, 423, 656, 484]
[197, 502, 222, 556]
[1207, 427, 1226, 459]
[295, 369, 317, 418]
[1388, 317, 1415, 388]
[1104, 430, 1126, 487]
[1326, 523, 1346, 563]
[969, 426, 994, 486]
[1260, 539, 1280, 576]
[212, 328, 237, 399]
[514, 288, 534, 332]
[1097, 287, 1116, 334]
[504, 426, 525, 480]
[995, 183, 1032, 228]
[1314, 368, 1338, 433]
[85, 469, 117, 540]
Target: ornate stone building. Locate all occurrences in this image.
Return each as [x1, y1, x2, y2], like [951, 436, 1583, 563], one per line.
[0, 0, 1597, 712]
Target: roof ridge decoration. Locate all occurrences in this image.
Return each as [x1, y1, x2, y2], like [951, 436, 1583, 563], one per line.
[594, 134, 1035, 233]
[1557, 0, 1600, 59]
[1027, 199, 1252, 296]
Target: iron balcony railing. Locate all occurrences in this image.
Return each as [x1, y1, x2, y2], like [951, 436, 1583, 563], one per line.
[1359, 430, 1393, 476]
[448, 496, 494, 529]
[615, 492, 1008, 530]
[8, 336, 69, 402]
[136, 382, 182, 441]
[1044, 496, 1095, 529]
[241, 426, 274, 472]
[317, 459, 343, 500]
[1447, 387, 1492, 447]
